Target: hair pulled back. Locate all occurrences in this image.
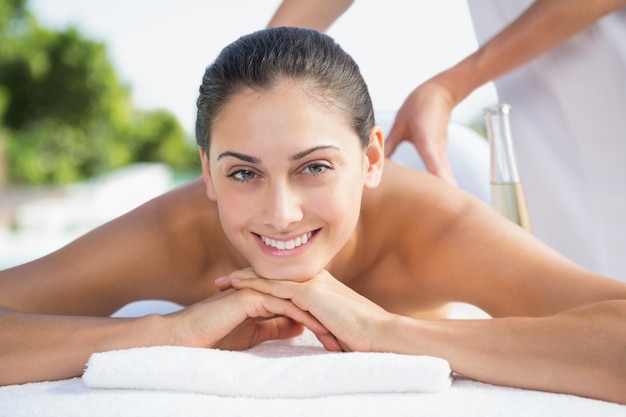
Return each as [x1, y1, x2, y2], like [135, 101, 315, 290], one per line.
[195, 26, 374, 153]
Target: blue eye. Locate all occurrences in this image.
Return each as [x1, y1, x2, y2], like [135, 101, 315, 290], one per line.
[229, 169, 257, 181]
[302, 163, 330, 175]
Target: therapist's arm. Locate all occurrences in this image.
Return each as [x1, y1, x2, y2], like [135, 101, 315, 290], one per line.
[386, 0, 626, 179]
[267, 0, 353, 31]
[437, 0, 626, 105]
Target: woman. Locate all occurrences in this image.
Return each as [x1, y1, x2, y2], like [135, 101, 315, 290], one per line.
[0, 27, 625, 403]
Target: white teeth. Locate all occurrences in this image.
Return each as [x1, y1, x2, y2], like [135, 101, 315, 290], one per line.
[261, 232, 313, 250]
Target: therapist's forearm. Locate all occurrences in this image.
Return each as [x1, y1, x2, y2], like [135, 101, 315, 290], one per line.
[438, 0, 626, 105]
[267, 0, 353, 31]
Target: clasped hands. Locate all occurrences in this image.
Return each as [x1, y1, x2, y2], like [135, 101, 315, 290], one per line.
[168, 268, 393, 354]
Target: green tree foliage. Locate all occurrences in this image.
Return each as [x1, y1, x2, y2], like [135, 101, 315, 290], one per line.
[0, 0, 199, 185]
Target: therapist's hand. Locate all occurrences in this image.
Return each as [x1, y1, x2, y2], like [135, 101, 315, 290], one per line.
[227, 269, 396, 353]
[385, 77, 457, 186]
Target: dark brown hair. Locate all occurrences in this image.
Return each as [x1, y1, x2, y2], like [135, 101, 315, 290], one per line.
[195, 26, 374, 154]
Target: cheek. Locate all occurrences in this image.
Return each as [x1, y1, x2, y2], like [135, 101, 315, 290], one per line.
[214, 193, 252, 236]
[311, 175, 364, 228]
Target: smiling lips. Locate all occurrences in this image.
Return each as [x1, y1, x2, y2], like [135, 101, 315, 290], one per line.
[260, 231, 314, 250]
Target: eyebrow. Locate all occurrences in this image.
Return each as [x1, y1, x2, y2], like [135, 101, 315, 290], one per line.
[216, 145, 340, 163]
[216, 151, 259, 163]
[289, 145, 340, 161]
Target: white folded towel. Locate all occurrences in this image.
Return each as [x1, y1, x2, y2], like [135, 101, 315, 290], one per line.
[84, 332, 451, 399]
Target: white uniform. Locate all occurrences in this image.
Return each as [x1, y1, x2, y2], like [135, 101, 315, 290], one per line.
[466, 0, 626, 281]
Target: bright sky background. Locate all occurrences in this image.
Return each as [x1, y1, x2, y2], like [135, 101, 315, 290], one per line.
[30, 0, 497, 135]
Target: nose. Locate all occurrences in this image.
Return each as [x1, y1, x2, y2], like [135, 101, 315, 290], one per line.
[262, 180, 304, 230]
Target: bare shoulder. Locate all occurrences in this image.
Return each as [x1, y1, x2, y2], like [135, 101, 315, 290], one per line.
[0, 177, 231, 315]
[362, 161, 626, 316]
[143, 177, 218, 236]
[362, 161, 491, 278]
[355, 161, 486, 312]
[362, 161, 479, 240]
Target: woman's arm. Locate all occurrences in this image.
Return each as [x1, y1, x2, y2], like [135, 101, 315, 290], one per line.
[397, 167, 626, 403]
[0, 288, 338, 385]
[386, 300, 626, 404]
[0, 307, 166, 385]
[0, 182, 207, 384]
[397, 177, 626, 402]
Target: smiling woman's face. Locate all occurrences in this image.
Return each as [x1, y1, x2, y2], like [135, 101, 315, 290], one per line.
[200, 81, 383, 281]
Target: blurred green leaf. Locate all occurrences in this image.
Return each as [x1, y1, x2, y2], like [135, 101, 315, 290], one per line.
[0, 0, 199, 185]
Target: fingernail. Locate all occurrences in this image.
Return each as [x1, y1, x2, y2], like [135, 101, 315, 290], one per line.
[215, 275, 227, 284]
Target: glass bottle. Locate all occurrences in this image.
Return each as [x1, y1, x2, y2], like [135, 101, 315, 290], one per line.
[483, 104, 532, 232]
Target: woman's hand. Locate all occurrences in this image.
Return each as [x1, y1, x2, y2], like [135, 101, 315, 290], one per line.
[168, 282, 342, 352]
[225, 269, 397, 352]
[385, 76, 458, 186]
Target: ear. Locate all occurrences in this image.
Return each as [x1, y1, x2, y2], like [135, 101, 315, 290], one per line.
[199, 148, 217, 201]
[363, 125, 384, 189]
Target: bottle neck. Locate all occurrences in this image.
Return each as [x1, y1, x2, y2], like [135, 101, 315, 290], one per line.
[484, 104, 521, 184]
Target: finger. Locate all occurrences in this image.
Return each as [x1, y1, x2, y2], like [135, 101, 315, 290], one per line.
[208, 287, 238, 301]
[238, 284, 344, 352]
[255, 316, 305, 342]
[232, 277, 299, 301]
[228, 268, 257, 279]
[242, 289, 342, 349]
[214, 275, 232, 291]
[244, 289, 315, 327]
[434, 161, 458, 186]
[384, 123, 404, 158]
[255, 316, 342, 352]
[215, 268, 258, 292]
[420, 147, 458, 186]
[419, 145, 444, 176]
[315, 332, 343, 352]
